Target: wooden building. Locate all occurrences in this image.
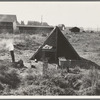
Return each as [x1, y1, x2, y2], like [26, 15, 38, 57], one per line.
[0, 14, 54, 34]
[17, 25, 54, 34]
[0, 14, 17, 33]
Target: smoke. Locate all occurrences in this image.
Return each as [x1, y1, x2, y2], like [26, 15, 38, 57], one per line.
[0, 39, 14, 51]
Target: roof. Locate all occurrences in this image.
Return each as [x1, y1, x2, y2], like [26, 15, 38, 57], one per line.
[0, 14, 17, 22]
[30, 26, 81, 63]
[70, 27, 80, 29]
[17, 25, 54, 28]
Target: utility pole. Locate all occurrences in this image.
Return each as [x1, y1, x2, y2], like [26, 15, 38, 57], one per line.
[97, 25, 98, 33]
[41, 15, 43, 25]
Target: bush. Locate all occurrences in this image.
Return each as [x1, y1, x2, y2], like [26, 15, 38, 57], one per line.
[24, 74, 40, 85]
[49, 86, 65, 95]
[64, 88, 76, 95]
[0, 69, 21, 88]
[51, 76, 68, 88]
[72, 66, 81, 74]
[79, 67, 100, 95]
[0, 65, 8, 74]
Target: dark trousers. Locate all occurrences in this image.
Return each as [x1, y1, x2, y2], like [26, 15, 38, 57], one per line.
[10, 51, 15, 62]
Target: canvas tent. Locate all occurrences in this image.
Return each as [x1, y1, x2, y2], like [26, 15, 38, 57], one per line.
[30, 26, 81, 64]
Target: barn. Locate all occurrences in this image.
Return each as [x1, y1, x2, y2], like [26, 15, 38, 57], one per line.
[0, 14, 18, 33]
[17, 25, 54, 34]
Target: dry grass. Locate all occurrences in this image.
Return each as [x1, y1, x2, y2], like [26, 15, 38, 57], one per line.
[0, 31, 99, 95]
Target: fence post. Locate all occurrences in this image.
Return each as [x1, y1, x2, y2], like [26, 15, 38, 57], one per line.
[42, 50, 48, 76]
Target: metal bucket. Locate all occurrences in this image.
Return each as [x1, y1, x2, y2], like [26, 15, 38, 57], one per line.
[59, 57, 71, 68]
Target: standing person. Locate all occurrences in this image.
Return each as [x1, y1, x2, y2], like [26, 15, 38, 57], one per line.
[6, 39, 15, 62]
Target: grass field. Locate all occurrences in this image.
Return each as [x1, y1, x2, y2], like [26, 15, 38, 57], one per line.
[0, 31, 100, 95]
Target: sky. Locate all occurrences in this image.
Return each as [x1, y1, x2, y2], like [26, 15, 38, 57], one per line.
[0, 2, 100, 30]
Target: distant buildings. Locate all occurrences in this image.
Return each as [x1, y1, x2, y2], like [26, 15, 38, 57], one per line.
[17, 25, 54, 34]
[0, 14, 92, 34]
[0, 14, 54, 34]
[63, 26, 85, 34]
[69, 27, 80, 33]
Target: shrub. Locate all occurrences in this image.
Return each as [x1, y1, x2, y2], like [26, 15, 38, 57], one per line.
[24, 74, 40, 85]
[1, 84, 11, 95]
[0, 69, 21, 88]
[51, 76, 68, 88]
[0, 65, 8, 74]
[72, 66, 81, 74]
[49, 86, 65, 95]
[64, 88, 76, 95]
[80, 67, 100, 94]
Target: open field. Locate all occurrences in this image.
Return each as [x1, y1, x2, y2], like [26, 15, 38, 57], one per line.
[65, 32, 100, 65]
[0, 31, 100, 95]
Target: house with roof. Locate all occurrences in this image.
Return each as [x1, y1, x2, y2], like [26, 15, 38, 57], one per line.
[0, 14, 18, 33]
[17, 25, 54, 34]
[0, 14, 54, 34]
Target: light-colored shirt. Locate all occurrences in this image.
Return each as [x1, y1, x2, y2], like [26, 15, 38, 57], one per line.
[6, 43, 14, 51]
[6, 39, 14, 51]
